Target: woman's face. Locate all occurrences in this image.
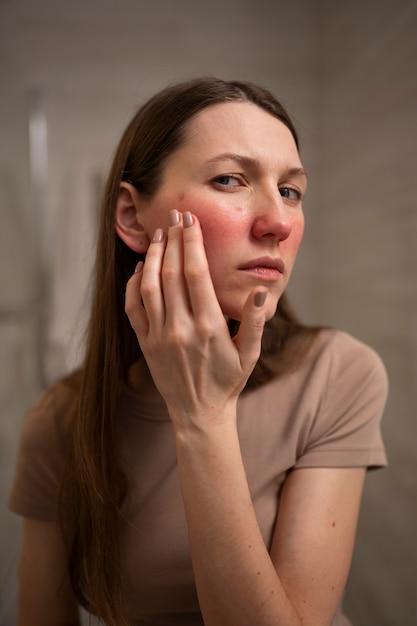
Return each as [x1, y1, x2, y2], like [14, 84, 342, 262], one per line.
[136, 101, 307, 322]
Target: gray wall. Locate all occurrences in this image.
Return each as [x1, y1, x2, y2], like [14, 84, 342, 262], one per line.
[311, 3, 417, 625]
[0, 1, 415, 625]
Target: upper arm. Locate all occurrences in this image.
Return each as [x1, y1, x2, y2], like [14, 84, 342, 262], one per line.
[18, 517, 80, 626]
[270, 467, 366, 626]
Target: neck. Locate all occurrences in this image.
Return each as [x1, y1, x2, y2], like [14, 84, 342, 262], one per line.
[127, 357, 159, 396]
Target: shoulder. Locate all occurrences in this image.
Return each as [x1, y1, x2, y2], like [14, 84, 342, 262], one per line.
[19, 372, 80, 452]
[291, 329, 389, 470]
[312, 328, 388, 392]
[9, 373, 81, 520]
[304, 329, 389, 430]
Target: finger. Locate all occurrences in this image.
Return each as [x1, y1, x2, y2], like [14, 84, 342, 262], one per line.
[125, 262, 149, 337]
[182, 212, 224, 322]
[162, 210, 192, 328]
[140, 228, 167, 334]
[233, 289, 268, 373]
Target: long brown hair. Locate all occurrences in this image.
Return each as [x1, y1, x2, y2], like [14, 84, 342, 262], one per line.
[57, 77, 324, 625]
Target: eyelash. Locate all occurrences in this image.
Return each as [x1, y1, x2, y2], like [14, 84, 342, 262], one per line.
[212, 174, 303, 202]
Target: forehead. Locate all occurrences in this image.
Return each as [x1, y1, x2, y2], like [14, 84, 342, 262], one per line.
[179, 101, 300, 166]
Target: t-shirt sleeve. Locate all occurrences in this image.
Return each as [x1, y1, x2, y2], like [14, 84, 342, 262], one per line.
[294, 332, 389, 471]
[7, 383, 72, 521]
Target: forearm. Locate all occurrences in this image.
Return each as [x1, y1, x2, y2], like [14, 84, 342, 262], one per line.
[174, 417, 301, 626]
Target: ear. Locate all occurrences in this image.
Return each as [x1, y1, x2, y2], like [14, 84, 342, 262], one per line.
[115, 182, 150, 253]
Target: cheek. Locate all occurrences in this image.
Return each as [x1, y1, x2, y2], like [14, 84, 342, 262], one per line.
[178, 193, 245, 260]
[284, 215, 305, 259]
[200, 213, 243, 256]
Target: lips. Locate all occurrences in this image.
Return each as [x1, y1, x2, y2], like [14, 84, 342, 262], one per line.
[239, 256, 285, 273]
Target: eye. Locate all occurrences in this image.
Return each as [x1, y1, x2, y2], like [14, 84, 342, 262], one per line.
[212, 174, 242, 188]
[279, 186, 302, 202]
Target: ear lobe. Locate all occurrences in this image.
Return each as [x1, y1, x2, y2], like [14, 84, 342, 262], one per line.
[115, 183, 149, 253]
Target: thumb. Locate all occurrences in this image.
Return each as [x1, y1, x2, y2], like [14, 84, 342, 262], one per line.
[233, 289, 268, 373]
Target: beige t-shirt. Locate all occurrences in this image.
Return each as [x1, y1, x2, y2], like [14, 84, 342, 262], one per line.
[8, 328, 389, 626]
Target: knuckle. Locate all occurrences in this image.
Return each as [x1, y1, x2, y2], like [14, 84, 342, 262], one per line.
[185, 265, 204, 281]
[253, 319, 265, 330]
[140, 281, 156, 298]
[162, 267, 178, 282]
[249, 349, 262, 366]
[124, 301, 134, 317]
[195, 319, 214, 338]
[167, 327, 187, 346]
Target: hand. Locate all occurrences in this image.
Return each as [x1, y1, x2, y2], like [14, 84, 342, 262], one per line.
[125, 209, 268, 435]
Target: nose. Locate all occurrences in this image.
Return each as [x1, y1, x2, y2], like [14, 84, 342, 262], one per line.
[250, 189, 292, 242]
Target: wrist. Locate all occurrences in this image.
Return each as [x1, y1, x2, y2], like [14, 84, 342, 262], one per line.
[172, 403, 238, 443]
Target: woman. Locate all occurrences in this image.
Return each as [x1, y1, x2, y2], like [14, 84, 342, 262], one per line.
[8, 77, 388, 626]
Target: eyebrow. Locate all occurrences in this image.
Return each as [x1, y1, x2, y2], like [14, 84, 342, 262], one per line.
[203, 152, 307, 179]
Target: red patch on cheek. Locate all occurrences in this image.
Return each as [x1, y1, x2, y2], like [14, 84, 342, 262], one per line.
[179, 193, 243, 246]
[202, 213, 241, 239]
[280, 219, 304, 264]
[292, 214, 305, 238]
[288, 218, 305, 250]
[199, 213, 245, 268]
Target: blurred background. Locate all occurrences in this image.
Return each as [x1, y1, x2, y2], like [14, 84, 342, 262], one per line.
[0, 0, 416, 624]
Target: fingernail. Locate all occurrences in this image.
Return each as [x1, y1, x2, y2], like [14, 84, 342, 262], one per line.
[134, 261, 144, 273]
[255, 291, 267, 307]
[152, 228, 164, 242]
[169, 209, 180, 226]
[183, 211, 194, 228]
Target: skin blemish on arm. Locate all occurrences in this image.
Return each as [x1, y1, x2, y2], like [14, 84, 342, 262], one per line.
[332, 521, 336, 527]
